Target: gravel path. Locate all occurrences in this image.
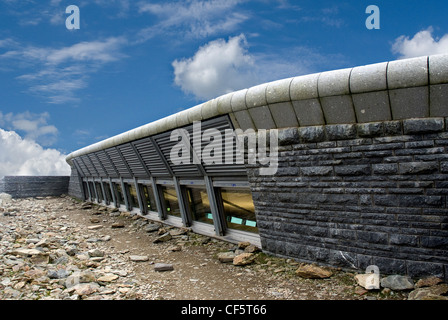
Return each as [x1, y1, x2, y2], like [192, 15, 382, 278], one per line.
[0, 195, 410, 300]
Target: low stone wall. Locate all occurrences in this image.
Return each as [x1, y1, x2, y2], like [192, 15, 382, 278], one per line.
[248, 117, 448, 281]
[0, 176, 70, 198]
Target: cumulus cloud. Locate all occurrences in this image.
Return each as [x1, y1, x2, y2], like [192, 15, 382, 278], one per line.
[0, 111, 59, 146]
[172, 34, 342, 101]
[0, 128, 70, 179]
[392, 27, 448, 59]
[172, 34, 257, 100]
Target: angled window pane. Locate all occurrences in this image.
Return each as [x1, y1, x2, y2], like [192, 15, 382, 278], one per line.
[220, 187, 258, 234]
[161, 185, 181, 218]
[186, 186, 213, 225]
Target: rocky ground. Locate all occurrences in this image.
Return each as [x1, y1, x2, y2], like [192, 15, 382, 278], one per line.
[0, 194, 446, 301]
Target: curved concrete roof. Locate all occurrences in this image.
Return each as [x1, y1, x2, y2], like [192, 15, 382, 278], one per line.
[66, 54, 448, 164]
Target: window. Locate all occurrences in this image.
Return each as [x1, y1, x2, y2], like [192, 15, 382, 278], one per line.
[82, 182, 89, 200]
[127, 184, 139, 209]
[95, 182, 104, 202]
[88, 182, 95, 200]
[141, 185, 158, 213]
[114, 183, 125, 206]
[160, 185, 181, 218]
[103, 182, 113, 204]
[219, 187, 258, 233]
[185, 186, 213, 225]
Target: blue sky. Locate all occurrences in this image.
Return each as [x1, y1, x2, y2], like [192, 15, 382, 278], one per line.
[1, 0, 448, 176]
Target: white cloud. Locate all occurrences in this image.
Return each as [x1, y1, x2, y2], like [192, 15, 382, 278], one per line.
[392, 27, 448, 59]
[0, 111, 59, 146]
[0, 37, 127, 104]
[137, 0, 248, 41]
[172, 34, 344, 101]
[0, 128, 70, 179]
[172, 34, 257, 100]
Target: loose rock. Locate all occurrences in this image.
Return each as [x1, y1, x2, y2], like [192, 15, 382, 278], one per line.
[380, 275, 414, 291]
[296, 264, 333, 279]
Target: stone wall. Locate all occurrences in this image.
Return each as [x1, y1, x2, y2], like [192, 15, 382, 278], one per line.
[248, 117, 448, 281]
[0, 176, 70, 198]
[68, 168, 84, 200]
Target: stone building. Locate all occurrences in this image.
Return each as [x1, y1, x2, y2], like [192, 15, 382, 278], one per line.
[66, 54, 448, 281]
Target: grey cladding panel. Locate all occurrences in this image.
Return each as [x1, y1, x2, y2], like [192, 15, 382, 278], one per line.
[105, 147, 132, 178]
[96, 150, 119, 178]
[133, 138, 171, 177]
[87, 153, 107, 177]
[118, 143, 149, 179]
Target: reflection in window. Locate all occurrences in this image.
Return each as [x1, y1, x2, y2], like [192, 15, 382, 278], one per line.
[103, 183, 113, 204]
[219, 188, 258, 233]
[82, 182, 89, 200]
[114, 183, 125, 206]
[88, 182, 95, 200]
[160, 185, 181, 218]
[95, 182, 104, 202]
[186, 186, 213, 225]
[128, 184, 139, 209]
[141, 185, 158, 213]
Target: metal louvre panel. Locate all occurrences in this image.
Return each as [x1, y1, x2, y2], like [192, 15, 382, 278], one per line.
[87, 153, 107, 178]
[192, 116, 247, 176]
[96, 150, 119, 178]
[105, 147, 132, 178]
[133, 138, 171, 177]
[153, 129, 201, 177]
[118, 143, 149, 179]
[80, 155, 99, 177]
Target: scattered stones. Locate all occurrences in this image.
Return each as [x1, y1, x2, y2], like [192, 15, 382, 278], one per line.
[415, 276, 443, 288]
[144, 223, 160, 233]
[233, 253, 256, 266]
[295, 264, 333, 279]
[154, 263, 174, 272]
[167, 245, 182, 252]
[111, 222, 125, 228]
[97, 274, 119, 283]
[129, 255, 149, 262]
[218, 251, 236, 263]
[408, 284, 448, 300]
[355, 273, 380, 290]
[380, 275, 415, 291]
[153, 232, 172, 243]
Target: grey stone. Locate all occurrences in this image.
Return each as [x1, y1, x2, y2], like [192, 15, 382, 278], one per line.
[398, 161, 438, 175]
[430, 84, 448, 117]
[429, 54, 448, 84]
[335, 165, 370, 176]
[290, 73, 320, 100]
[298, 126, 325, 142]
[403, 118, 445, 134]
[233, 110, 255, 131]
[356, 122, 384, 137]
[301, 166, 333, 176]
[154, 263, 174, 272]
[217, 93, 233, 115]
[292, 99, 325, 126]
[278, 128, 300, 146]
[325, 124, 357, 140]
[268, 102, 299, 128]
[408, 284, 448, 300]
[380, 275, 415, 291]
[320, 95, 356, 124]
[266, 78, 293, 104]
[248, 105, 276, 129]
[129, 255, 149, 262]
[153, 232, 172, 243]
[350, 62, 388, 93]
[352, 91, 391, 122]
[246, 83, 268, 109]
[318, 68, 352, 96]
[389, 87, 429, 119]
[144, 223, 161, 233]
[218, 251, 236, 263]
[387, 56, 428, 89]
[230, 89, 248, 112]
